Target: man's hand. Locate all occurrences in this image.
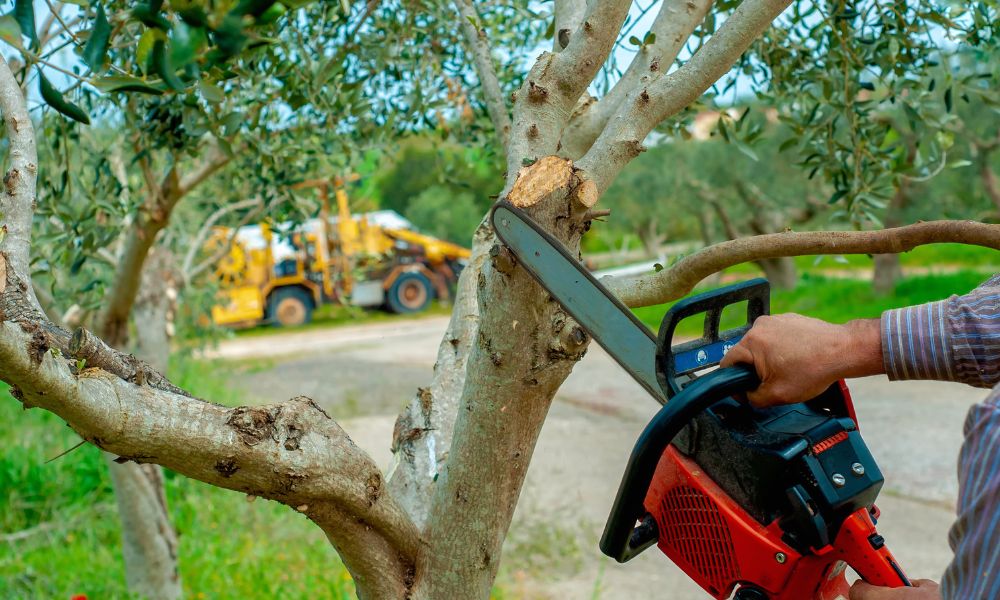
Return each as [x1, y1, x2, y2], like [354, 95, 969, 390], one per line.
[849, 579, 941, 599]
[719, 314, 884, 407]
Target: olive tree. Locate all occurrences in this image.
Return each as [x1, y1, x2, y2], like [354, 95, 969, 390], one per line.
[0, 1, 997, 599]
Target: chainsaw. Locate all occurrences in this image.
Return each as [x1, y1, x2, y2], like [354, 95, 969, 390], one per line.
[491, 202, 910, 600]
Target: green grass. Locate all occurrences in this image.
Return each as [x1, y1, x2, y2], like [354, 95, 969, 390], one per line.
[795, 243, 998, 271]
[633, 270, 991, 336]
[0, 358, 358, 599]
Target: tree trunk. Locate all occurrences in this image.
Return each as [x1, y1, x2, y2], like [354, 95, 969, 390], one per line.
[872, 253, 901, 296]
[872, 182, 909, 295]
[980, 160, 1000, 215]
[104, 247, 183, 600]
[757, 256, 798, 289]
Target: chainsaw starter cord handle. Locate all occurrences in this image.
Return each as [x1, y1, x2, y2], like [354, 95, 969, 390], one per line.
[600, 364, 762, 563]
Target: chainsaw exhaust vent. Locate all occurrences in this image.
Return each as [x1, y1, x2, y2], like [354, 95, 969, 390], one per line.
[655, 485, 739, 594]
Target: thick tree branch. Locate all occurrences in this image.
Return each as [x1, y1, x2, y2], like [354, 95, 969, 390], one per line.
[0, 54, 39, 309]
[577, 0, 793, 193]
[552, 0, 587, 52]
[560, 0, 713, 159]
[604, 221, 1000, 308]
[505, 0, 632, 183]
[454, 0, 511, 152]
[0, 260, 420, 599]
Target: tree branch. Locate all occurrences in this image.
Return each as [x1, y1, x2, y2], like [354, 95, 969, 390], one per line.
[560, 0, 713, 159]
[604, 221, 1000, 308]
[552, 0, 587, 52]
[98, 143, 234, 346]
[181, 197, 264, 278]
[577, 0, 793, 193]
[0, 259, 421, 599]
[0, 53, 40, 309]
[504, 0, 632, 184]
[454, 0, 511, 152]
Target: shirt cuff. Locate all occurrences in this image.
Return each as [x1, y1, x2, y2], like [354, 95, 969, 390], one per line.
[881, 300, 955, 382]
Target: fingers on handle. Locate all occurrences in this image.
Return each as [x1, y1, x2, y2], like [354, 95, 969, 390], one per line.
[721, 343, 754, 369]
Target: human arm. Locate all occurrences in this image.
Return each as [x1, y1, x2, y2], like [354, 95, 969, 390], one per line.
[720, 274, 1000, 406]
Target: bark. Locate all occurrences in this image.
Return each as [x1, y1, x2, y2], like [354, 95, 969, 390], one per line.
[416, 157, 594, 598]
[99, 146, 231, 348]
[872, 183, 909, 296]
[577, 0, 795, 193]
[387, 217, 492, 529]
[606, 220, 1000, 308]
[0, 54, 39, 310]
[504, 0, 632, 177]
[94, 146, 227, 597]
[559, 0, 713, 159]
[757, 257, 798, 289]
[105, 458, 182, 600]
[0, 256, 420, 599]
[104, 248, 185, 600]
[454, 0, 511, 152]
[552, 0, 587, 52]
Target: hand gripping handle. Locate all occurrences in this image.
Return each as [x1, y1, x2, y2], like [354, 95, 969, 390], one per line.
[600, 365, 762, 562]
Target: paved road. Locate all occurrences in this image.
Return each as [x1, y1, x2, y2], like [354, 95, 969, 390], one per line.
[219, 317, 986, 599]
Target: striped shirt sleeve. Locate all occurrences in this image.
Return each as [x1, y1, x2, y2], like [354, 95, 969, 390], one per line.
[881, 274, 1000, 389]
[941, 390, 1000, 599]
[879, 273, 1000, 598]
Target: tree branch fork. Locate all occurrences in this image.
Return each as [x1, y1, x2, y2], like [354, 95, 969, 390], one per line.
[0, 253, 421, 596]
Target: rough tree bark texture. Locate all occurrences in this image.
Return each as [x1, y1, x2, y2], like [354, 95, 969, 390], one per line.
[416, 157, 595, 599]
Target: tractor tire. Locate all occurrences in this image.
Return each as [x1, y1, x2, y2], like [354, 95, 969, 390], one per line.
[269, 287, 314, 327]
[386, 272, 434, 314]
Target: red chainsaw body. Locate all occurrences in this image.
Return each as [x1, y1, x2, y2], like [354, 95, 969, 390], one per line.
[643, 382, 906, 600]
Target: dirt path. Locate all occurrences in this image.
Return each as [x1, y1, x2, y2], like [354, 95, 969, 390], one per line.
[218, 317, 984, 599]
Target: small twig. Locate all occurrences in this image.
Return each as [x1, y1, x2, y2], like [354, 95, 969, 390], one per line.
[45, 439, 87, 463]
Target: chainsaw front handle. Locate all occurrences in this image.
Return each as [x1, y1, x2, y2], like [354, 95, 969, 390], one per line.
[600, 364, 761, 562]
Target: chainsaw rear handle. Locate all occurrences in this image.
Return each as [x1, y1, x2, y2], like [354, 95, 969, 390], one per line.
[656, 278, 770, 398]
[600, 364, 761, 562]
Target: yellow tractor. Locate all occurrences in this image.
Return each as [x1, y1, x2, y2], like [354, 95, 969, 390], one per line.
[209, 176, 471, 328]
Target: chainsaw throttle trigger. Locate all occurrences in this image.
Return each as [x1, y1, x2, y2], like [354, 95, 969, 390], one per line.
[656, 278, 770, 398]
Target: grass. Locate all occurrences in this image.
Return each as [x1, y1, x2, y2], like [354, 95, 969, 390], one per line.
[633, 270, 992, 336]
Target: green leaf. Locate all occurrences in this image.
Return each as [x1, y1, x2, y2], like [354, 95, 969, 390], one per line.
[947, 160, 973, 169]
[628, 35, 641, 46]
[170, 22, 206, 67]
[83, 3, 111, 72]
[14, 0, 36, 48]
[199, 80, 224, 103]
[0, 15, 22, 49]
[38, 71, 90, 124]
[151, 39, 185, 90]
[94, 75, 164, 95]
[137, 29, 158, 74]
[643, 32, 656, 45]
